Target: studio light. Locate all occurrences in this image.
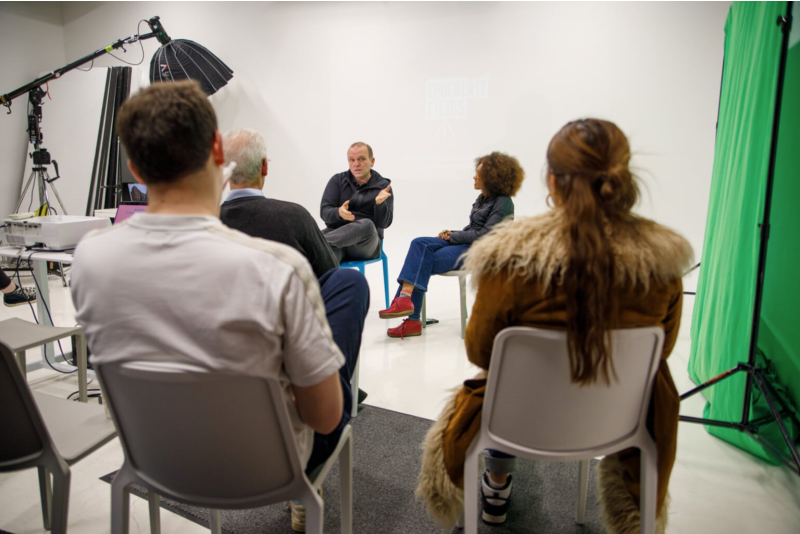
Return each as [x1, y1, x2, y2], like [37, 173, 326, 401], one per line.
[146, 18, 233, 96]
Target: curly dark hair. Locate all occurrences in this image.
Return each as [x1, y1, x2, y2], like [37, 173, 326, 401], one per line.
[475, 152, 525, 197]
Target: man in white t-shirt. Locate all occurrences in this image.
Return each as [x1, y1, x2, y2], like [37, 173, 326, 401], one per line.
[70, 81, 369, 491]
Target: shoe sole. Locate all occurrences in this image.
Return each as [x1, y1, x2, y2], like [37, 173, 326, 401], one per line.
[379, 309, 414, 319]
[387, 331, 422, 338]
[481, 511, 507, 525]
[4, 300, 36, 308]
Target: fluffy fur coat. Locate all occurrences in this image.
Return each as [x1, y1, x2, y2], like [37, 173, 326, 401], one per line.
[416, 209, 692, 533]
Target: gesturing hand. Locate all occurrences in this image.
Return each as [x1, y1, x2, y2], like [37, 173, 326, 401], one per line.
[339, 200, 355, 221]
[375, 184, 392, 205]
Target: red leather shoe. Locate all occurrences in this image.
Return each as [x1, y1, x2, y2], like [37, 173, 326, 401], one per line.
[387, 319, 422, 339]
[379, 296, 414, 319]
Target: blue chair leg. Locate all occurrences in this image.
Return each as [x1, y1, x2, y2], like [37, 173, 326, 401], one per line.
[357, 264, 366, 275]
[381, 254, 390, 308]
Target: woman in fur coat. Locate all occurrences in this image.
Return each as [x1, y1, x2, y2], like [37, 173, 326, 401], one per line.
[417, 118, 693, 534]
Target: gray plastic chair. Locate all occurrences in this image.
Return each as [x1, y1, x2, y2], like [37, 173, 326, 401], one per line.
[0, 341, 117, 533]
[95, 361, 353, 534]
[421, 270, 468, 339]
[460, 327, 664, 534]
[0, 318, 90, 402]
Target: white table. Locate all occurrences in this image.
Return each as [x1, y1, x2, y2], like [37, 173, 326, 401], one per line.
[0, 246, 75, 370]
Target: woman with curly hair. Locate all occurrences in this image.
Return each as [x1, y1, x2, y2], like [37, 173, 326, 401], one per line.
[417, 119, 692, 533]
[378, 152, 525, 339]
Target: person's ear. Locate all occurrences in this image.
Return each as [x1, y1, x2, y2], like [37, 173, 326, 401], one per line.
[548, 173, 557, 194]
[211, 131, 225, 166]
[262, 157, 268, 177]
[128, 160, 145, 185]
[369, 157, 375, 168]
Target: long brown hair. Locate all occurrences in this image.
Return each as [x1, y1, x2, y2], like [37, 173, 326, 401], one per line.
[547, 119, 639, 385]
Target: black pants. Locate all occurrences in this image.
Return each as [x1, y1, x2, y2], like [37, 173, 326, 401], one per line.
[322, 219, 381, 263]
[0, 270, 12, 291]
[305, 268, 370, 477]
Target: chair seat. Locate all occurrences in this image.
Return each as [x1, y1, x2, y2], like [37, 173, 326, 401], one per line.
[33, 392, 117, 464]
[0, 318, 82, 352]
[0, 318, 90, 402]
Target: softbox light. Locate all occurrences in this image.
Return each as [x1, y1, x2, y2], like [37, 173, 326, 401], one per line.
[149, 40, 234, 96]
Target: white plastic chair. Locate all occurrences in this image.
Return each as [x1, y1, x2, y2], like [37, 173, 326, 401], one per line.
[421, 270, 468, 339]
[95, 361, 353, 534]
[461, 327, 664, 534]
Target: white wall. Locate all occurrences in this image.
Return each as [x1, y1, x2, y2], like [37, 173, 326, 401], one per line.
[0, 2, 66, 221]
[50, 2, 730, 260]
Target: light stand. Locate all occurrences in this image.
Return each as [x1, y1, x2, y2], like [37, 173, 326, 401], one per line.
[680, 5, 800, 475]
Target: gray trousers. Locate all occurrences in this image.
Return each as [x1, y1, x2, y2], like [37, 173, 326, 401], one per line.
[484, 450, 517, 474]
[322, 219, 381, 263]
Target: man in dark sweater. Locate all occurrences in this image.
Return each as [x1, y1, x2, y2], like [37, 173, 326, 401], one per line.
[220, 129, 338, 279]
[320, 142, 393, 262]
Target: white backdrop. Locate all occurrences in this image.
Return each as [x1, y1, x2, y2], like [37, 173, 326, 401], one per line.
[53, 2, 729, 262]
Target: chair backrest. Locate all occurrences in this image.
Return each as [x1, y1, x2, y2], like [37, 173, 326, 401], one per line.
[0, 341, 48, 470]
[482, 327, 664, 456]
[95, 361, 311, 509]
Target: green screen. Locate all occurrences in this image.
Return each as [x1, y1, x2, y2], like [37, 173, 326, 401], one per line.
[689, 2, 799, 464]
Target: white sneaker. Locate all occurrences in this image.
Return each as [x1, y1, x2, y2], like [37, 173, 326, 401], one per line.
[481, 473, 513, 525]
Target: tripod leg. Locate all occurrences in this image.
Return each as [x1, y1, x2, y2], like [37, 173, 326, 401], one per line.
[14, 170, 37, 213]
[47, 176, 69, 216]
[752, 370, 800, 473]
[759, 371, 800, 430]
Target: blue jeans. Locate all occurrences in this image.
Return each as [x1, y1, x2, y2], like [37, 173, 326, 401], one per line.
[306, 268, 370, 475]
[395, 237, 470, 321]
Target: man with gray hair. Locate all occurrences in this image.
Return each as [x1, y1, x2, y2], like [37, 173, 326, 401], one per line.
[220, 129, 338, 279]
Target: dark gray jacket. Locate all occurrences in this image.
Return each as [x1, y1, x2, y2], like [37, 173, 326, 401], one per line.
[449, 194, 514, 246]
[320, 170, 394, 240]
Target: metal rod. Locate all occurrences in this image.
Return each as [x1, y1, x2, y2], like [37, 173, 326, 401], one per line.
[679, 415, 745, 430]
[758, 367, 800, 429]
[680, 364, 747, 401]
[1, 33, 157, 109]
[741, 1, 794, 427]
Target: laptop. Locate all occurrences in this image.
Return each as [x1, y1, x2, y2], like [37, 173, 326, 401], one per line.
[114, 184, 148, 224]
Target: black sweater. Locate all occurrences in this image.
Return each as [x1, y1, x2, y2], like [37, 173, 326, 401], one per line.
[320, 170, 394, 240]
[220, 196, 338, 279]
[449, 194, 514, 246]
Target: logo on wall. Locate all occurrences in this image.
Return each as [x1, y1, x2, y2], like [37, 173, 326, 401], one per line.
[425, 77, 489, 138]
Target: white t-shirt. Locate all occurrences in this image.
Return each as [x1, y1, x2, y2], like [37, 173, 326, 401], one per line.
[70, 213, 344, 466]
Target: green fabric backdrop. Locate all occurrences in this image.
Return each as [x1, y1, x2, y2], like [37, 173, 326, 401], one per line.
[689, 1, 799, 464]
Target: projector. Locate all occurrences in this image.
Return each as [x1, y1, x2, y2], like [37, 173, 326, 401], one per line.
[3, 216, 110, 250]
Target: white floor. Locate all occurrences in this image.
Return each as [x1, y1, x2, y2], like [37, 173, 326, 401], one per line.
[1, 238, 799, 533]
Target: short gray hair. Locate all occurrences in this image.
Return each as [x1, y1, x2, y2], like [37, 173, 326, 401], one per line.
[223, 128, 267, 186]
